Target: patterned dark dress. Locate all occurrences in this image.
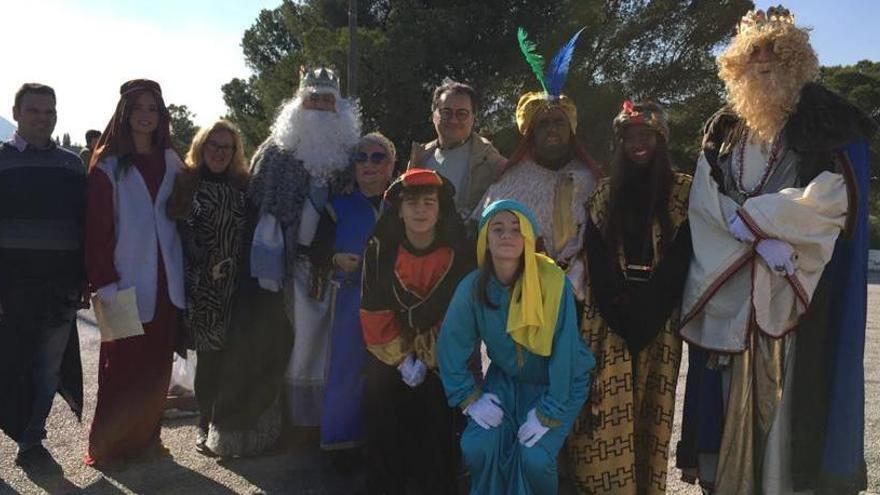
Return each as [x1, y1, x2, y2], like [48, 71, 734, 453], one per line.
[180, 169, 248, 351]
[173, 167, 251, 452]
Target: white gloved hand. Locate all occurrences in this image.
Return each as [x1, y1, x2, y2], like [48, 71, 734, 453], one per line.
[397, 355, 416, 386]
[517, 408, 550, 448]
[755, 239, 797, 276]
[407, 358, 427, 387]
[258, 278, 281, 292]
[728, 213, 756, 243]
[96, 283, 118, 304]
[464, 393, 504, 430]
[398, 356, 427, 388]
[397, 355, 414, 373]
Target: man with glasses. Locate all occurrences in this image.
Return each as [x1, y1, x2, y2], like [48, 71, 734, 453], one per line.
[408, 80, 506, 220]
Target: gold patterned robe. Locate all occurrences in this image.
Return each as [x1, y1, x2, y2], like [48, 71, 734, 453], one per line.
[566, 173, 692, 494]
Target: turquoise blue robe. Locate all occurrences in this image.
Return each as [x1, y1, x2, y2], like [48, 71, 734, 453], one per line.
[438, 271, 595, 494]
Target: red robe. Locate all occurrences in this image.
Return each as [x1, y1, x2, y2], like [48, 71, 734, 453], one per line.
[84, 151, 178, 465]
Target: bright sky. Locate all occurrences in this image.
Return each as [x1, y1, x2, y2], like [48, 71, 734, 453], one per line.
[1, 0, 879, 145]
[0, 0, 280, 144]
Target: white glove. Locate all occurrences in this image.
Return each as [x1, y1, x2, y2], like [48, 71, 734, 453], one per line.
[397, 355, 414, 383]
[755, 239, 797, 276]
[463, 393, 504, 430]
[96, 283, 118, 304]
[728, 213, 756, 243]
[517, 408, 550, 448]
[397, 356, 427, 388]
[258, 278, 281, 292]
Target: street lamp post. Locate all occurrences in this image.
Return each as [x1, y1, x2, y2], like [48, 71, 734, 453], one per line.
[348, 0, 358, 98]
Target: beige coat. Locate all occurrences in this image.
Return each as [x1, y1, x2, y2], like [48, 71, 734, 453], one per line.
[407, 134, 506, 219]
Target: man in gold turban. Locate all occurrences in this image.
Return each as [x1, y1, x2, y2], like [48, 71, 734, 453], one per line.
[473, 29, 602, 266]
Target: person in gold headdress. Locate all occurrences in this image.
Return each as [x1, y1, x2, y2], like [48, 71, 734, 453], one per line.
[676, 6, 875, 494]
[564, 101, 692, 494]
[473, 28, 602, 267]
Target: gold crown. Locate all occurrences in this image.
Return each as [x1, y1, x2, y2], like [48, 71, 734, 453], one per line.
[737, 5, 795, 34]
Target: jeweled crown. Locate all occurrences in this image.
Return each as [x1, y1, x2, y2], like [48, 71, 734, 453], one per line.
[737, 5, 795, 34]
[298, 66, 340, 92]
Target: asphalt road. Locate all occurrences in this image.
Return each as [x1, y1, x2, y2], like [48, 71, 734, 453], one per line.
[2, 278, 879, 494]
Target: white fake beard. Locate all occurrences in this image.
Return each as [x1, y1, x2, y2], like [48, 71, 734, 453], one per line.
[270, 95, 362, 186]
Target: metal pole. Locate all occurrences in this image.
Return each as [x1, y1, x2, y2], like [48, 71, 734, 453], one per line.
[348, 0, 358, 98]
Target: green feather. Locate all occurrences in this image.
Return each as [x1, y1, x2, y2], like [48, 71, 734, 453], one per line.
[517, 27, 547, 93]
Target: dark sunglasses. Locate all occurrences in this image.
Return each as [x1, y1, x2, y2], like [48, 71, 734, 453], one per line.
[353, 151, 387, 164]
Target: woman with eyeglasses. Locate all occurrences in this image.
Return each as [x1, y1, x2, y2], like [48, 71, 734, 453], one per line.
[310, 132, 395, 470]
[166, 120, 249, 457]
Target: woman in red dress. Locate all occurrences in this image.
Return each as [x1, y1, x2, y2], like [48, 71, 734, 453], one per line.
[84, 79, 186, 466]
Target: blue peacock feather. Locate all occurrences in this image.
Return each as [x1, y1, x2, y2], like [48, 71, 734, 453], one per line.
[545, 27, 586, 100]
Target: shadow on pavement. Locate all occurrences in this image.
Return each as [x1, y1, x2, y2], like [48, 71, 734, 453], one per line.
[19, 456, 80, 495]
[0, 478, 20, 495]
[82, 456, 237, 495]
[216, 444, 358, 495]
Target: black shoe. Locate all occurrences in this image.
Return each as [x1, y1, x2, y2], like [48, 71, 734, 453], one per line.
[15, 445, 51, 468]
[195, 429, 218, 458]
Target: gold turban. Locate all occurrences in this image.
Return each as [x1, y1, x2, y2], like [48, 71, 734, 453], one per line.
[515, 92, 578, 136]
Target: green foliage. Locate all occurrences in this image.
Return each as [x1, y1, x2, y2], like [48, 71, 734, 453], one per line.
[222, 0, 753, 169]
[168, 104, 198, 157]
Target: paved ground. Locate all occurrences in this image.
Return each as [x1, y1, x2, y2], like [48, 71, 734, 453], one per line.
[2, 278, 879, 494]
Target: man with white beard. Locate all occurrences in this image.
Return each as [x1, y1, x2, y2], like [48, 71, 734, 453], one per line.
[676, 6, 875, 494]
[248, 66, 361, 438]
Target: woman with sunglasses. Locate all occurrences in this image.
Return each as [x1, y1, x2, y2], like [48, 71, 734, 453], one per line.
[166, 120, 249, 457]
[313, 132, 395, 469]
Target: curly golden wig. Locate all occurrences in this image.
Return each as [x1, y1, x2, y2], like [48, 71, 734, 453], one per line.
[718, 21, 819, 142]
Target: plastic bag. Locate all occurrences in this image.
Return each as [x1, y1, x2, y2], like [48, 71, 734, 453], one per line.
[168, 350, 198, 395]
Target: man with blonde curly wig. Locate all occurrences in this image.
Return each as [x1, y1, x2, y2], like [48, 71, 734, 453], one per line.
[677, 6, 876, 494]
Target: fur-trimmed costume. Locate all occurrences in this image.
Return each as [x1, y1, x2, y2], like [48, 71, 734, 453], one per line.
[248, 140, 350, 427]
[474, 158, 598, 264]
[247, 67, 359, 428]
[677, 82, 875, 494]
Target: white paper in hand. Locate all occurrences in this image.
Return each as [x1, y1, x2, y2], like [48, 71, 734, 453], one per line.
[92, 287, 145, 342]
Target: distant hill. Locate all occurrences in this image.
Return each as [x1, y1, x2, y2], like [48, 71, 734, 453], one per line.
[0, 115, 14, 141]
